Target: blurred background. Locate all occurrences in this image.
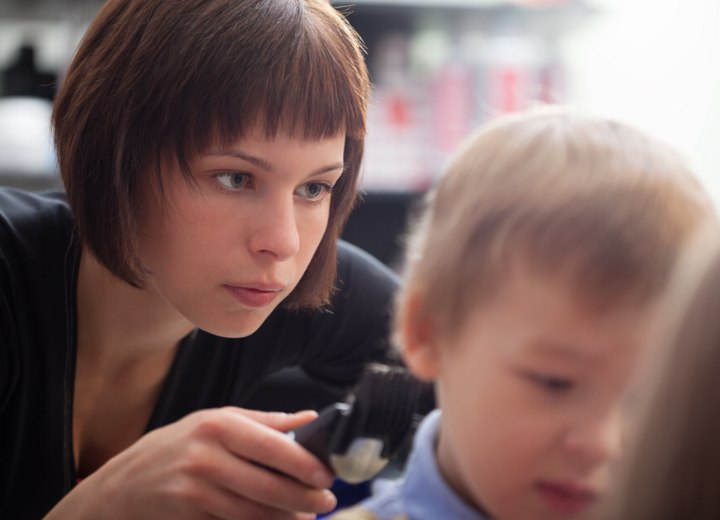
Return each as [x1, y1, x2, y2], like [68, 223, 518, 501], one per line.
[1, 0, 719, 268]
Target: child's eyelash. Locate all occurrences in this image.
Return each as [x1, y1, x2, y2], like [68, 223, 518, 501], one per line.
[526, 372, 575, 393]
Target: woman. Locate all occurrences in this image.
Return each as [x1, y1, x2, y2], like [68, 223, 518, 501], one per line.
[0, 1, 399, 518]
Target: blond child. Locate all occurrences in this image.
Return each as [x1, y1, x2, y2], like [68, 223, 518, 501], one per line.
[330, 106, 715, 520]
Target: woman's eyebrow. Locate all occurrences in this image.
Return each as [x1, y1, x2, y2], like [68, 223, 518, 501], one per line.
[209, 149, 273, 171]
[209, 149, 345, 177]
[311, 163, 346, 177]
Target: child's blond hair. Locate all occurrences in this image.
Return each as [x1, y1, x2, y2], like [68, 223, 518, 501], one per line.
[396, 106, 715, 341]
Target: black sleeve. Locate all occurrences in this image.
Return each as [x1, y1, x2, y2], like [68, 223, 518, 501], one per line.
[0, 189, 71, 416]
[299, 240, 402, 389]
[0, 224, 17, 416]
[0, 287, 14, 414]
[0, 204, 13, 409]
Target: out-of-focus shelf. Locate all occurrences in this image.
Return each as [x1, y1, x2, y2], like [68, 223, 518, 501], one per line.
[336, 0, 509, 6]
[1, 0, 593, 21]
[333, 0, 590, 11]
[0, 0, 102, 21]
[333, 0, 595, 36]
[0, 172, 62, 192]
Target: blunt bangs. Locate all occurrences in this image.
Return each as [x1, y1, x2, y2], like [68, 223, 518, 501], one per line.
[169, 0, 368, 168]
[53, 0, 370, 305]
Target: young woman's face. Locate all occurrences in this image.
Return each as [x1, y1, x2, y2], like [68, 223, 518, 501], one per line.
[413, 270, 654, 520]
[136, 125, 346, 337]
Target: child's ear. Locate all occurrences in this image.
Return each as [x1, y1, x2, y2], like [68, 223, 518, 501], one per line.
[400, 290, 440, 382]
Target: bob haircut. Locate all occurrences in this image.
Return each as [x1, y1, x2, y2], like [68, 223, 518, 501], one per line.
[52, 0, 370, 308]
[396, 106, 714, 341]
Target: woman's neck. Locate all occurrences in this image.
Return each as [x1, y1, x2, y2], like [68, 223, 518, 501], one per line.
[75, 247, 196, 366]
[73, 247, 197, 475]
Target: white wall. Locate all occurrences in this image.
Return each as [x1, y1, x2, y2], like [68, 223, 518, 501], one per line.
[562, 0, 720, 207]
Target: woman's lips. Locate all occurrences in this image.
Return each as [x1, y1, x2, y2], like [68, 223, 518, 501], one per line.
[536, 481, 597, 515]
[224, 285, 282, 308]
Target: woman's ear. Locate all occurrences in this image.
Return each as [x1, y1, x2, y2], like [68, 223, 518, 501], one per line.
[399, 290, 440, 382]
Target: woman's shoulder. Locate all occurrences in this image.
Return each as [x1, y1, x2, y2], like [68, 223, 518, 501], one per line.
[337, 240, 398, 277]
[0, 188, 74, 261]
[320, 241, 401, 353]
[335, 239, 400, 303]
[0, 189, 75, 417]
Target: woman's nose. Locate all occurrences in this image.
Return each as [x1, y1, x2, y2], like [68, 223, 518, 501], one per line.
[563, 408, 623, 469]
[248, 195, 300, 260]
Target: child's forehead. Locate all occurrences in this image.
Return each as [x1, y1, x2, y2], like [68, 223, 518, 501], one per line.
[515, 334, 647, 373]
[492, 260, 657, 313]
[456, 268, 659, 364]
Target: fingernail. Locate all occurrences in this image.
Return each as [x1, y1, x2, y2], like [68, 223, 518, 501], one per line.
[320, 490, 337, 512]
[311, 469, 333, 488]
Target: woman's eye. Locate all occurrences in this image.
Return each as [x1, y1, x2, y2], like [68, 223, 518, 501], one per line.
[527, 372, 574, 394]
[216, 172, 250, 191]
[296, 182, 334, 201]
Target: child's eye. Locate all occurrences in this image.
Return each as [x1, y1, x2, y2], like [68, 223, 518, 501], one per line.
[527, 372, 574, 393]
[216, 172, 251, 191]
[295, 182, 334, 202]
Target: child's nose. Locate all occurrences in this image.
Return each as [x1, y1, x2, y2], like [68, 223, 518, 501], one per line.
[563, 409, 623, 468]
[248, 195, 300, 260]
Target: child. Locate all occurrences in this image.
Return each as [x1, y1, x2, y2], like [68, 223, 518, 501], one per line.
[608, 235, 720, 520]
[330, 106, 715, 520]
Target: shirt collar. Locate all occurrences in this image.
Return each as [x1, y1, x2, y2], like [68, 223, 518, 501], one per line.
[401, 409, 489, 520]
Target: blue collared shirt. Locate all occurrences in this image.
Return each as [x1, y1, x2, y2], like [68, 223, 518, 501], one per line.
[359, 409, 488, 520]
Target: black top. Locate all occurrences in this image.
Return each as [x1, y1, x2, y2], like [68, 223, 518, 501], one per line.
[0, 188, 400, 519]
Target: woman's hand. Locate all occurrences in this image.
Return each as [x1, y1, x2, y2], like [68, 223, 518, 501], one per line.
[45, 408, 337, 519]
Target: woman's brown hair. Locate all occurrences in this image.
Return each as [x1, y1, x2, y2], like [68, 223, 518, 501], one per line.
[52, 0, 370, 308]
